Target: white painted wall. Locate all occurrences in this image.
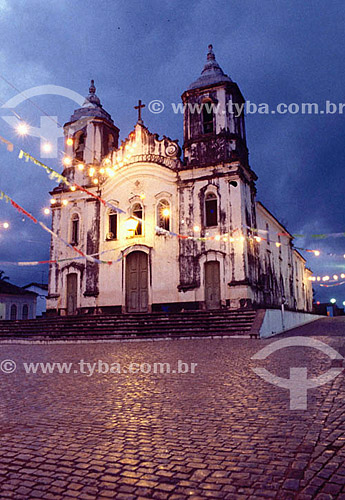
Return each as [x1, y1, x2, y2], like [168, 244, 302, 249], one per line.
[260, 309, 323, 338]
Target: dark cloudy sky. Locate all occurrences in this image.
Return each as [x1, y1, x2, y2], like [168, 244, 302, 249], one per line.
[0, 0, 344, 304]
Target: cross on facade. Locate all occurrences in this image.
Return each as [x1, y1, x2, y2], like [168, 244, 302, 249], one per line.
[134, 100, 145, 122]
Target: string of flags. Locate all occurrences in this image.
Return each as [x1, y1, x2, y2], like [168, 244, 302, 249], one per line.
[0, 189, 113, 265]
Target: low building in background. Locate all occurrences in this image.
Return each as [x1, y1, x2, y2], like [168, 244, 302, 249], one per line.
[23, 283, 48, 317]
[0, 281, 37, 320]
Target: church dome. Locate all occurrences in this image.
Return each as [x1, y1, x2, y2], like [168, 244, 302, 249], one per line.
[188, 45, 232, 90]
[69, 80, 113, 123]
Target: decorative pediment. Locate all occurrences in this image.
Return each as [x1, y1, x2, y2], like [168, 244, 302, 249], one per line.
[107, 122, 181, 171]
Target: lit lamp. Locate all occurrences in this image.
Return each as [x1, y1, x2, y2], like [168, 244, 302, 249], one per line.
[162, 208, 170, 218]
[124, 217, 139, 236]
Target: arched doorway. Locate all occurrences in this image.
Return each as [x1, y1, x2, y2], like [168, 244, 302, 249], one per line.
[126, 251, 149, 313]
[66, 273, 78, 315]
[204, 261, 221, 310]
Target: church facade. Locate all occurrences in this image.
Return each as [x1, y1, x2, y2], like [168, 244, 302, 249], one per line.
[47, 46, 313, 315]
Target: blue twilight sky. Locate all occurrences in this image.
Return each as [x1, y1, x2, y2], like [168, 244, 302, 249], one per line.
[0, 0, 344, 304]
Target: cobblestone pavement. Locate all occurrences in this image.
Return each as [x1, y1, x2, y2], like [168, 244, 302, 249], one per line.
[0, 317, 345, 499]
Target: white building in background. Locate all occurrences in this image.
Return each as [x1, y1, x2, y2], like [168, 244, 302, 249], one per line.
[0, 280, 37, 320]
[23, 283, 48, 317]
[47, 46, 313, 316]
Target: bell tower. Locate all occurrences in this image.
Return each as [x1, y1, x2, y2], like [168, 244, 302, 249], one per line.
[182, 45, 248, 168]
[62, 80, 119, 184]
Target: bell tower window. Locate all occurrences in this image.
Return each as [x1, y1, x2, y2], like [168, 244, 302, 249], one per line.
[205, 192, 218, 227]
[202, 101, 214, 134]
[75, 132, 86, 161]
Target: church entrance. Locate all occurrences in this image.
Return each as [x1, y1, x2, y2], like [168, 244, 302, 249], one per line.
[205, 261, 221, 310]
[126, 251, 149, 313]
[66, 273, 78, 315]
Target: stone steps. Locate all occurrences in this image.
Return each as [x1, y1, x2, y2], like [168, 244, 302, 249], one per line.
[0, 310, 258, 340]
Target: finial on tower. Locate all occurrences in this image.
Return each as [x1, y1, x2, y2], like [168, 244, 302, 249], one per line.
[89, 79, 96, 94]
[207, 44, 215, 61]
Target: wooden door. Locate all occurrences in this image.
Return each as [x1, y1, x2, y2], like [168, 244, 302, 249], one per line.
[205, 261, 221, 310]
[66, 273, 78, 315]
[126, 251, 149, 313]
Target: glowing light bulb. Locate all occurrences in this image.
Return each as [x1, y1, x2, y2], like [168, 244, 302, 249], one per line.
[99, 168, 105, 174]
[229, 237, 235, 242]
[50, 198, 56, 205]
[215, 235, 221, 241]
[77, 163, 84, 171]
[193, 225, 200, 232]
[317, 277, 321, 281]
[16, 122, 29, 135]
[70, 186, 76, 192]
[62, 199, 68, 206]
[333, 275, 339, 280]
[140, 193, 146, 200]
[42, 143, 52, 153]
[330, 298, 336, 304]
[93, 178, 99, 185]
[223, 237, 228, 242]
[63, 156, 72, 166]
[254, 236, 262, 243]
[314, 250, 320, 256]
[322, 276, 330, 281]
[43, 208, 50, 215]
[275, 242, 281, 248]
[89, 167, 95, 177]
[3, 222, 9, 229]
[66, 138, 73, 146]
[341, 274, 345, 279]
[162, 208, 170, 217]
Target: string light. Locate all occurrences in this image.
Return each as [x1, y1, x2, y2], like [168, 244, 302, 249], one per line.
[63, 156, 72, 166]
[16, 122, 29, 135]
[42, 143, 52, 153]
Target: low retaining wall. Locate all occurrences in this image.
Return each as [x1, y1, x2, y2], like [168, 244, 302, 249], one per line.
[259, 309, 323, 338]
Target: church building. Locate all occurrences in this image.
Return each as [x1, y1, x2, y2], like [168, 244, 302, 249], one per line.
[47, 46, 313, 315]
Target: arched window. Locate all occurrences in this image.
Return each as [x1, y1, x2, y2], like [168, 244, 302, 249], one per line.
[71, 214, 80, 246]
[75, 132, 86, 161]
[10, 304, 17, 321]
[202, 101, 214, 134]
[205, 193, 218, 227]
[132, 203, 143, 236]
[22, 304, 29, 320]
[108, 134, 115, 150]
[157, 199, 170, 231]
[107, 211, 117, 240]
